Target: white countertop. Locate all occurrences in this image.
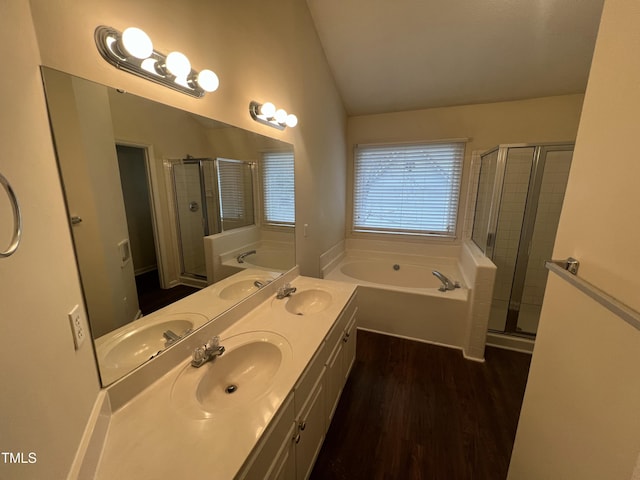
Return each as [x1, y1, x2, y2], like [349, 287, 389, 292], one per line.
[95, 276, 356, 480]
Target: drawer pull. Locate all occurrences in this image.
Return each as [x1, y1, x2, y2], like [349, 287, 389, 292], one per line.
[293, 434, 301, 444]
[299, 421, 306, 431]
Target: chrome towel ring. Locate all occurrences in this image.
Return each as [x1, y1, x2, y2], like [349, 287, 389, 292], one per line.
[0, 173, 22, 258]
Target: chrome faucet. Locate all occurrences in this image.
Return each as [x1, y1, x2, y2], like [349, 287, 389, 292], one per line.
[163, 328, 192, 347]
[432, 270, 460, 292]
[191, 336, 225, 368]
[254, 279, 272, 288]
[163, 329, 181, 347]
[276, 283, 297, 299]
[236, 250, 257, 263]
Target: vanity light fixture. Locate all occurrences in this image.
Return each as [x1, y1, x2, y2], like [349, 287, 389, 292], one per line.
[249, 101, 298, 130]
[95, 25, 219, 98]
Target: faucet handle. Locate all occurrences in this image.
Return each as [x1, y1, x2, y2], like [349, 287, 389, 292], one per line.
[205, 336, 220, 351]
[192, 345, 208, 364]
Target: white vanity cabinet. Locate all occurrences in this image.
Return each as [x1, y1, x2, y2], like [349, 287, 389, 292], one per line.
[324, 297, 358, 425]
[236, 293, 358, 480]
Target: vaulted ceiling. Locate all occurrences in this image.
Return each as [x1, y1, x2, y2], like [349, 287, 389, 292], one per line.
[306, 0, 605, 116]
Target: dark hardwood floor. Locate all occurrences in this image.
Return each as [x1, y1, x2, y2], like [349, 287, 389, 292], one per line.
[311, 330, 531, 480]
[135, 270, 200, 315]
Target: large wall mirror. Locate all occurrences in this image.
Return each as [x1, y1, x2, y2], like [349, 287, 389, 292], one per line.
[41, 67, 295, 386]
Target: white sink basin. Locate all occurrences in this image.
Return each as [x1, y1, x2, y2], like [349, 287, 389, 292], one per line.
[171, 331, 292, 419]
[219, 277, 270, 301]
[285, 289, 332, 315]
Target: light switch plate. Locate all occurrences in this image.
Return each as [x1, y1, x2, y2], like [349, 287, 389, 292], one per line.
[68, 304, 87, 350]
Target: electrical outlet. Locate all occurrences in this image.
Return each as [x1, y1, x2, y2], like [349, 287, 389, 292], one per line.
[68, 304, 86, 350]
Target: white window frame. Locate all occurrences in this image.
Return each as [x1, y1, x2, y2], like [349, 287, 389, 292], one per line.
[352, 141, 465, 237]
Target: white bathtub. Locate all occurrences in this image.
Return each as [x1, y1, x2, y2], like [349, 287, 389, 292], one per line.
[324, 252, 470, 350]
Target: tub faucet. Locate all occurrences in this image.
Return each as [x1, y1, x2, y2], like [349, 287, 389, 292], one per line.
[432, 271, 460, 292]
[236, 250, 257, 263]
[191, 336, 225, 368]
[276, 283, 297, 299]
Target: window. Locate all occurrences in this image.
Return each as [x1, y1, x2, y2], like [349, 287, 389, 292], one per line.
[262, 151, 295, 226]
[353, 142, 464, 237]
[216, 158, 255, 230]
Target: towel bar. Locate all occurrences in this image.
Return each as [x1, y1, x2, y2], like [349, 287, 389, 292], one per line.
[0, 173, 22, 258]
[546, 259, 640, 333]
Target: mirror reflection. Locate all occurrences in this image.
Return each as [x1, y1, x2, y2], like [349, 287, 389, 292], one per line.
[41, 67, 295, 385]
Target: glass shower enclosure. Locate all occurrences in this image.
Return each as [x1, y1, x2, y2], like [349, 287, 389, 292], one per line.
[170, 158, 219, 280]
[169, 157, 256, 282]
[472, 143, 574, 336]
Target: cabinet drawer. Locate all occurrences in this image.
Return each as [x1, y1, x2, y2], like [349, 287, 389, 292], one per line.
[325, 294, 357, 351]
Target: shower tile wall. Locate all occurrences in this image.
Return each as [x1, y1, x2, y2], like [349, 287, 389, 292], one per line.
[521, 151, 572, 307]
[489, 148, 534, 331]
[173, 164, 206, 277]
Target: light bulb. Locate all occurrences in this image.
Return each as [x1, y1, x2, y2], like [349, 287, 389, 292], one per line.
[165, 52, 191, 77]
[121, 27, 153, 59]
[274, 109, 288, 124]
[260, 102, 276, 118]
[285, 114, 298, 128]
[197, 69, 219, 92]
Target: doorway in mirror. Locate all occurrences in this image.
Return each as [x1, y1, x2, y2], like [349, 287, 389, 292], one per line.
[117, 144, 201, 315]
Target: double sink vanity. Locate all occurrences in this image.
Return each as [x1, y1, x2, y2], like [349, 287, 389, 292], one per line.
[88, 272, 358, 479]
[40, 67, 357, 479]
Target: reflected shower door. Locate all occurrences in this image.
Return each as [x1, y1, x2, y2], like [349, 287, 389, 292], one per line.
[172, 161, 208, 278]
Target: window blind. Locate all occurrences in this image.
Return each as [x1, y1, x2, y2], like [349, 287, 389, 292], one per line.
[217, 158, 249, 221]
[262, 151, 295, 225]
[353, 142, 464, 236]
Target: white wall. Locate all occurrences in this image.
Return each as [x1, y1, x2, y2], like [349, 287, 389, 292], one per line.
[508, 0, 640, 478]
[0, 0, 346, 478]
[0, 2, 100, 479]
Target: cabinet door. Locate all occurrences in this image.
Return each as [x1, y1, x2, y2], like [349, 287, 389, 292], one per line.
[237, 394, 295, 480]
[295, 377, 325, 480]
[268, 422, 296, 480]
[342, 311, 358, 381]
[324, 338, 343, 426]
